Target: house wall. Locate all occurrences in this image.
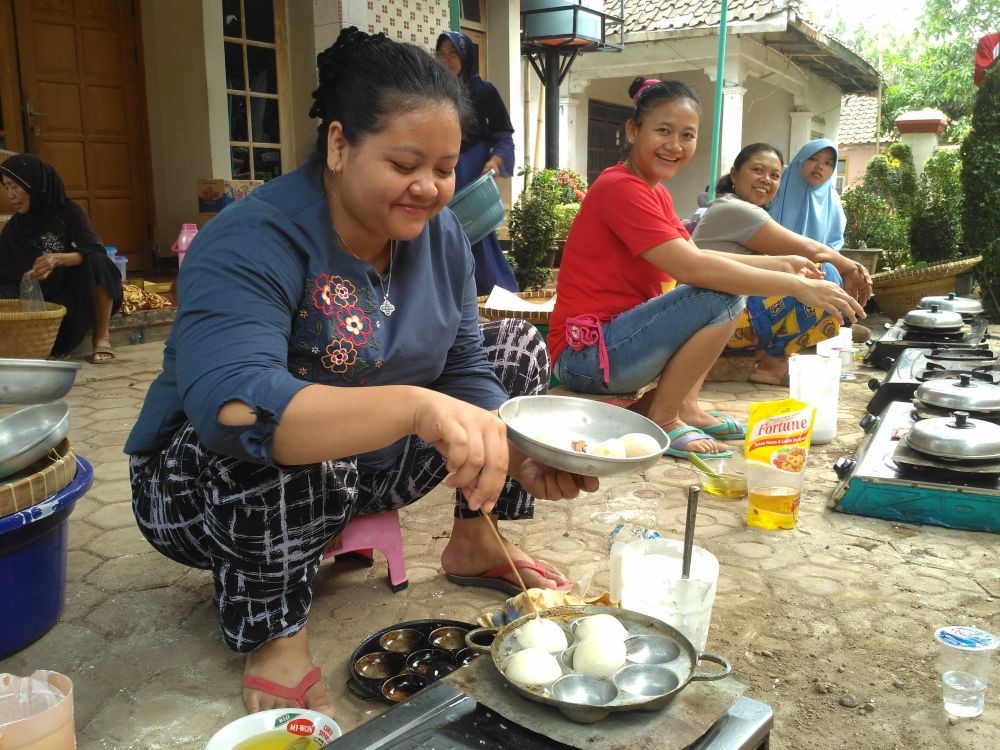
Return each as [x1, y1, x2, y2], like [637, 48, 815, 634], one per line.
[840, 143, 877, 190]
[142, 0, 316, 258]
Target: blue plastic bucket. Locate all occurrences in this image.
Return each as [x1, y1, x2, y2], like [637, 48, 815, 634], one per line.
[447, 170, 505, 245]
[0, 457, 92, 658]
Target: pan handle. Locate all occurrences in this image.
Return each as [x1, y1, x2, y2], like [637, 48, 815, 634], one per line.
[690, 653, 732, 681]
[464, 626, 498, 654]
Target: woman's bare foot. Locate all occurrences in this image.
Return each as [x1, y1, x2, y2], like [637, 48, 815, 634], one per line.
[750, 354, 789, 384]
[242, 628, 334, 716]
[441, 515, 568, 590]
[657, 417, 728, 455]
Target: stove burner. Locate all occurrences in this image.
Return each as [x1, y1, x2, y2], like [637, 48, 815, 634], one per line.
[901, 324, 970, 341]
[923, 346, 997, 363]
[915, 365, 1000, 384]
[891, 438, 1000, 476]
[911, 400, 1000, 424]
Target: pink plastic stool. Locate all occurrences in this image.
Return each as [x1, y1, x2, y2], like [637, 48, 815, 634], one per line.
[323, 510, 408, 592]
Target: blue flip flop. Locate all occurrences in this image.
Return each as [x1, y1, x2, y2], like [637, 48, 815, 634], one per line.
[701, 413, 747, 441]
[664, 425, 733, 460]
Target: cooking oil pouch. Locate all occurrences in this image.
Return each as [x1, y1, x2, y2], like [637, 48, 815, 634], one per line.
[744, 398, 816, 530]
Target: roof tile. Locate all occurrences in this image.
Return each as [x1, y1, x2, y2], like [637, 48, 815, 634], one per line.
[839, 95, 879, 144]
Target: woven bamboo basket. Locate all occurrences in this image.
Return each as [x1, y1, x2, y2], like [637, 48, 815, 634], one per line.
[0, 438, 75, 519]
[477, 290, 556, 326]
[871, 255, 983, 320]
[0, 300, 66, 359]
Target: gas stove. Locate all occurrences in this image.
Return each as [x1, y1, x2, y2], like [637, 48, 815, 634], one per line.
[832, 400, 1000, 533]
[862, 317, 990, 370]
[866, 346, 1000, 415]
[329, 678, 774, 749]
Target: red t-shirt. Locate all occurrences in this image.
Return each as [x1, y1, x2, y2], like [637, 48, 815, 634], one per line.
[548, 163, 688, 362]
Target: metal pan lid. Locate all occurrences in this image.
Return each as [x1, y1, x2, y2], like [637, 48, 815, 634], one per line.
[905, 411, 1000, 460]
[915, 374, 1000, 413]
[918, 293, 984, 316]
[903, 305, 964, 330]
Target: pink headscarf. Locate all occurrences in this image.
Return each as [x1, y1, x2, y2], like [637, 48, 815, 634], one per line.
[632, 78, 661, 103]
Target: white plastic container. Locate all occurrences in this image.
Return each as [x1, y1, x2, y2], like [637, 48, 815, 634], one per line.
[789, 354, 840, 444]
[619, 538, 719, 652]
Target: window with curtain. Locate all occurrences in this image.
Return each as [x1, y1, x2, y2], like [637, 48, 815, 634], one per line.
[222, 0, 285, 181]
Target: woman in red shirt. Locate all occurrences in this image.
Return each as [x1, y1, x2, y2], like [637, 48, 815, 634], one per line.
[548, 78, 865, 459]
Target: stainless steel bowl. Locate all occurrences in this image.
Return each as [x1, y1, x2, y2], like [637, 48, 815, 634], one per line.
[499, 395, 669, 477]
[0, 358, 81, 404]
[0, 401, 71, 479]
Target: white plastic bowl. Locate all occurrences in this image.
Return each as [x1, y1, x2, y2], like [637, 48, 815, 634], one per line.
[205, 708, 341, 749]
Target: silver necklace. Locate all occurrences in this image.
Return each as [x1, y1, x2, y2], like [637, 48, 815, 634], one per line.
[335, 230, 396, 316]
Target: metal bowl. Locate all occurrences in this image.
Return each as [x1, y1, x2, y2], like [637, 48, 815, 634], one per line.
[0, 401, 71, 480]
[0, 359, 81, 405]
[499, 395, 669, 477]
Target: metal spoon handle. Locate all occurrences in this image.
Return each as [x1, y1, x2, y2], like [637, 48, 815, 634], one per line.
[682, 485, 699, 579]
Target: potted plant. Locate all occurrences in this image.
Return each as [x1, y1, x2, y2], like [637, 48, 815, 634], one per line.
[508, 166, 561, 290]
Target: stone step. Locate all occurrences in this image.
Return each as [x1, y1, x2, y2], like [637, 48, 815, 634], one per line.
[67, 305, 177, 358]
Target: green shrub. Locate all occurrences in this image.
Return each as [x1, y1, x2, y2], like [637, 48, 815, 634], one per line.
[842, 185, 910, 270]
[553, 202, 580, 240]
[961, 62, 1000, 319]
[508, 166, 561, 290]
[909, 149, 963, 263]
[842, 142, 917, 270]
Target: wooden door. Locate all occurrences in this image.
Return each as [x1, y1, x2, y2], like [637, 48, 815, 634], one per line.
[587, 100, 631, 186]
[14, 0, 152, 270]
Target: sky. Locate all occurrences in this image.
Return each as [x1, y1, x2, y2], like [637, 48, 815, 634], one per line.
[800, 0, 924, 37]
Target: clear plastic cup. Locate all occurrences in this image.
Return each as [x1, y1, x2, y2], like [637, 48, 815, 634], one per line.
[934, 626, 998, 718]
[745, 462, 804, 530]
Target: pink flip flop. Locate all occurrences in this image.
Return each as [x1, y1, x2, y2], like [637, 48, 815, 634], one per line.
[446, 558, 572, 595]
[242, 666, 323, 708]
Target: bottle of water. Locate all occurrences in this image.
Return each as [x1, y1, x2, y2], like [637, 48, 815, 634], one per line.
[609, 522, 660, 604]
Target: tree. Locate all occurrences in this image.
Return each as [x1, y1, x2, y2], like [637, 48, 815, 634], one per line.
[961, 62, 1000, 319]
[804, 0, 1000, 141]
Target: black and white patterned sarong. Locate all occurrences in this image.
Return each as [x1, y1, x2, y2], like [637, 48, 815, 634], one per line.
[129, 319, 549, 652]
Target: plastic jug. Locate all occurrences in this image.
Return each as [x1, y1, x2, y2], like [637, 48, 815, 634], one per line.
[171, 224, 198, 268]
[789, 354, 840, 444]
[0, 671, 76, 749]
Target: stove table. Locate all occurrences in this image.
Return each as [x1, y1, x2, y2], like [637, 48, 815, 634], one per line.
[327, 679, 773, 750]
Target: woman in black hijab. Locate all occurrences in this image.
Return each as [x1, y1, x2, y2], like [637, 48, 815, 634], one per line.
[0, 154, 123, 361]
[435, 31, 519, 296]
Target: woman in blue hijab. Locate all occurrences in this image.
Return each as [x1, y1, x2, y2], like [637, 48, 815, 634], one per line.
[768, 138, 846, 250]
[436, 31, 518, 296]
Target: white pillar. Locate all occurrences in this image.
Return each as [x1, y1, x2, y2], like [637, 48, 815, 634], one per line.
[720, 86, 746, 178]
[559, 94, 583, 170]
[788, 111, 814, 161]
[895, 109, 948, 178]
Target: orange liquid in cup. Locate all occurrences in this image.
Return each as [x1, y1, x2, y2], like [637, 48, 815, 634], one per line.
[747, 486, 801, 530]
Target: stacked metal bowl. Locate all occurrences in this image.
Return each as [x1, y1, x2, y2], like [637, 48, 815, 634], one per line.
[0, 359, 79, 480]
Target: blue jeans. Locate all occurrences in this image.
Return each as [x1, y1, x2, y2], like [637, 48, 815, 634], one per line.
[553, 285, 745, 394]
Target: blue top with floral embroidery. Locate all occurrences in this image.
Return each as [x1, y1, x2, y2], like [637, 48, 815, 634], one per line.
[125, 156, 508, 469]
